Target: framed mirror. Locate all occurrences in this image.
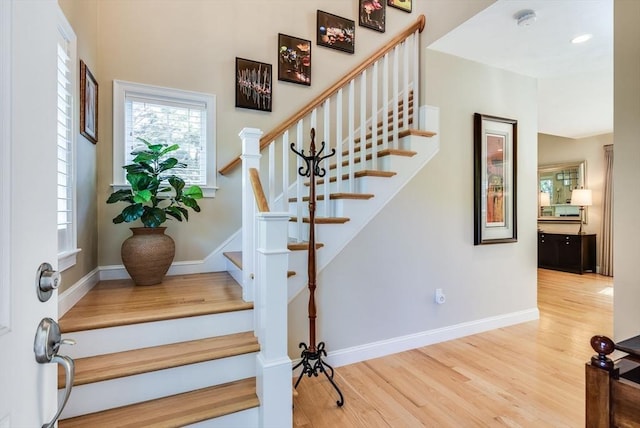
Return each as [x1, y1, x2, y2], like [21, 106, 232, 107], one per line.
[538, 161, 587, 223]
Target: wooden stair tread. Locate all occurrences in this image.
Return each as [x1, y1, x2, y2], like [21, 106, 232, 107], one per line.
[289, 216, 350, 224]
[58, 332, 259, 388]
[59, 272, 252, 333]
[311, 169, 397, 186]
[224, 251, 295, 277]
[223, 251, 242, 270]
[58, 378, 258, 428]
[287, 241, 324, 251]
[288, 192, 374, 202]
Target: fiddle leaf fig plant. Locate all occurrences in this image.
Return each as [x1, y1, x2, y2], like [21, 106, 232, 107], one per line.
[106, 137, 204, 228]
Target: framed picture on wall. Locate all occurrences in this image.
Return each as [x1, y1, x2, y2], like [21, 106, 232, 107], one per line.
[473, 113, 518, 245]
[80, 59, 98, 144]
[317, 10, 355, 54]
[235, 57, 273, 112]
[388, 0, 411, 13]
[359, 0, 385, 33]
[278, 33, 311, 86]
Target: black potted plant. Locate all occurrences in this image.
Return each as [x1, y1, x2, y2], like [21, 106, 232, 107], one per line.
[106, 137, 203, 285]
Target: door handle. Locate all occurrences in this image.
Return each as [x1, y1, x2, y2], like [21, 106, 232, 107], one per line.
[36, 262, 61, 302]
[34, 317, 75, 428]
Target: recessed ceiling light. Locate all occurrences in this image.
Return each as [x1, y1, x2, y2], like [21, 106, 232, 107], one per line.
[571, 34, 593, 44]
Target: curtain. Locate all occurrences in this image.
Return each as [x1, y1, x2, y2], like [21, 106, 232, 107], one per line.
[600, 144, 613, 276]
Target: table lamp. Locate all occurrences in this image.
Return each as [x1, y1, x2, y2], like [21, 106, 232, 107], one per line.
[570, 188, 592, 234]
[539, 191, 551, 216]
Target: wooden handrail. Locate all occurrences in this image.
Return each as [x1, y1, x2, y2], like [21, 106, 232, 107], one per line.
[249, 168, 270, 212]
[219, 14, 426, 176]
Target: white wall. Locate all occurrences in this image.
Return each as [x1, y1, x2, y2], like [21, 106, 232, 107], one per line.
[288, 49, 538, 360]
[613, 0, 640, 341]
[538, 132, 611, 266]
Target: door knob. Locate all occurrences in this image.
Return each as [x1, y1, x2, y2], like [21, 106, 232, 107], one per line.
[34, 318, 75, 428]
[36, 262, 61, 302]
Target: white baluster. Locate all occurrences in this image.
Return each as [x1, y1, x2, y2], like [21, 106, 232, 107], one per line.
[412, 31, 419, 130]
[371, 61, 379, 167]
[268, 142, 275, 209]
[392, 45, 399, 149]
[403, 40, 409, 132]
[296, 121, 304, 242]
[323, 98, 331, 217]
[282, 131, 289, 212]
[336, 89, 343, 194]
[382, 53, 389, 151]
[360, 69, 367, 170]
[348, 80, 355, 193]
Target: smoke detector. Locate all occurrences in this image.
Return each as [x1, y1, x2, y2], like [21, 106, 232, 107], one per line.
[514, 9, 537, 27]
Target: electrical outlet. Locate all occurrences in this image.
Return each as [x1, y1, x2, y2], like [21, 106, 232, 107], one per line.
[435, 288, 446, 305]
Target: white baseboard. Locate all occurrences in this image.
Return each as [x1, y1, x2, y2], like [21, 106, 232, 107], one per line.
[313, 308, 540, 369]
[58, 268, 100, 317]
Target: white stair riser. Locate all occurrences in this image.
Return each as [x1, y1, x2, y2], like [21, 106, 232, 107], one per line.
[288, 197, 374, 219]
[225, 258, 243, 290]
[60, 353, 257, 419]
[63, 310, 254, 358]
[186, 407, 259, 428]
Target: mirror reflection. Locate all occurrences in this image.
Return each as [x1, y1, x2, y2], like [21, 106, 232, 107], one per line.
[538, 161, 586, 222]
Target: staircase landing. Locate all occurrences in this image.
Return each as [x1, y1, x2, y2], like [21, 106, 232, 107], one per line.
[60, 272, 253, 333]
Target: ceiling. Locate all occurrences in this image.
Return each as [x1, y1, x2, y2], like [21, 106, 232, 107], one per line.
[428, 0, 613, 139]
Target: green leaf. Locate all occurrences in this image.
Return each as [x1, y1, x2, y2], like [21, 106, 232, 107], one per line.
[165, 206, 184, 221]
[122, 204, 144, 222]
[141, 207, 166, 228]
[127, 173, 153, 191]
[112, 213, 125, 224]
[169, 176, 185, 196]
[106, 189, 134, 204]
[159, 144, 180, 156]
[132, 152, 157, 164]
[133, 189, 152, 203]
[184, 185, 203, 200]
[158, 158, 179, 173]
[147, 144, 164, 153]
[182, 196, 201, 212]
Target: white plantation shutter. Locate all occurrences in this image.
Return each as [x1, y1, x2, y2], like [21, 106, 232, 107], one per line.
[113, 81, 217, 196]
[56, 11, 78, 270]
[125, 96, 207, 185]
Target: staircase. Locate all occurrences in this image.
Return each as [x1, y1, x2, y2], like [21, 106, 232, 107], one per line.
[56, 15, 438, 428]
[57, 273, 260, 427]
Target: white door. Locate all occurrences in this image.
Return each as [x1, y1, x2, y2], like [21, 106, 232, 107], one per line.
[0, 1, 62, 426]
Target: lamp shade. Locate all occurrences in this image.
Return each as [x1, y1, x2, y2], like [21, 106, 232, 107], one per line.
[539, 192, 551, 207]
[571, 188, 592, 206]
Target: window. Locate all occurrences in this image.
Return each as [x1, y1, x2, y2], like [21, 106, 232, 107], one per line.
[113, 81, 217, 197]
[57, 10, 80, 271]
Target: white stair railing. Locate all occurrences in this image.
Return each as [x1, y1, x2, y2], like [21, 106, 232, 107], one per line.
[222, 17, 426, 236]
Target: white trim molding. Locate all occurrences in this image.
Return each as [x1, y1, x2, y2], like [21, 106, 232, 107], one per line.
[58, 268, 100, 317]
[313, 308, 540, 369]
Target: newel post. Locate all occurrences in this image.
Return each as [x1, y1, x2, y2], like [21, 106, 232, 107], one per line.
[255, 212, 292, 428]
[240, 127, 263, 302]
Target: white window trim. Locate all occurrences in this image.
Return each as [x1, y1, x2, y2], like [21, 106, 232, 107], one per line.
[112, 80, 218, 197]
[57, 7, 79, 272]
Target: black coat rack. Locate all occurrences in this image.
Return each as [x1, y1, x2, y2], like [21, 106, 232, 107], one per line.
[291, 128, 344, 407]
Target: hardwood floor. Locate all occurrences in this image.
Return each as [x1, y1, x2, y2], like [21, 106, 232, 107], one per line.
[293, 269, 613, 427]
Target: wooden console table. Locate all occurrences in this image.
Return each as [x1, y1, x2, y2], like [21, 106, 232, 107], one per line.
[538, 232, 596, 274]
[586, 335, 640, 427]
